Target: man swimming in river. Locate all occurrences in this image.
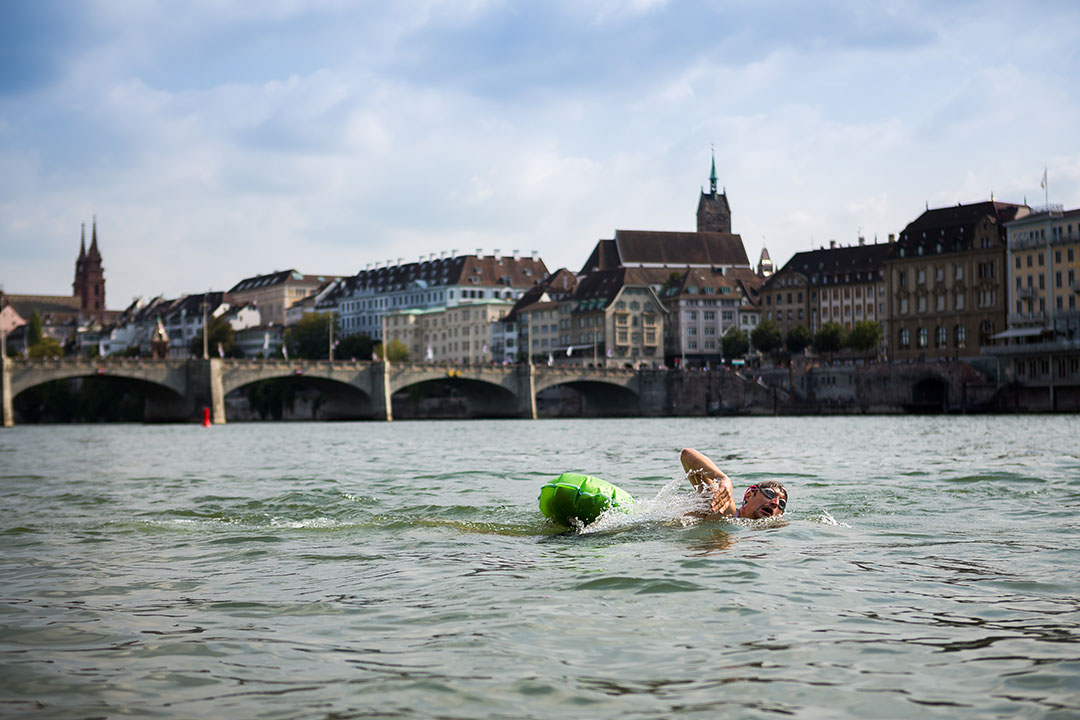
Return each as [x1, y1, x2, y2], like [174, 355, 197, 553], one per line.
[681, 448, 787, 520]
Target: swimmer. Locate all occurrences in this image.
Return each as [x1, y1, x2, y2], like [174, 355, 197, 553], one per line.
[680, 448, 787, 520]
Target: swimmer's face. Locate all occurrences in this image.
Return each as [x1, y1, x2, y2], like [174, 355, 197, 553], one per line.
[741, 485, 787, 519]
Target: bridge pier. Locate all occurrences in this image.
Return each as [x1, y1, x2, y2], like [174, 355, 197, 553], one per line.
[2, 358, 13, 428]
[374, 361, 393, 421]
[518, 364, 537, 419]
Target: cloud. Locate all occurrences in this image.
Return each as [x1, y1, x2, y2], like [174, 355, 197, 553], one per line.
[0, 0, 1078, 306]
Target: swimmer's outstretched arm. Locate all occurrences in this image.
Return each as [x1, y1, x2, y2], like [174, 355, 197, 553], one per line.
[681, 448, 737, 517]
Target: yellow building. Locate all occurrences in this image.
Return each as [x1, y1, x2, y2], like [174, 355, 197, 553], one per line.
[386, 300, 513, 363]
[1006, 207, 1080, 338]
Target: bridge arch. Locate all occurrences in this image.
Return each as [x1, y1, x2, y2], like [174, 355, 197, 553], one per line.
[9, 366, 188, 423]
[910, 376, 950, 412]
[534, 378, 640, 417]
[222, 372, 376, 421]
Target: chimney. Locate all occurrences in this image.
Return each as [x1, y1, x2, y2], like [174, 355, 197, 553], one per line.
[858, 236, 865, 246]
[397, 258, 403, 267]
[829, 240, 837, 249]
[451, 249, 457, 258]
[494, 248, 501, 262]
[476, 248, 483, 257]
[888, 233, 896, 243]
[531, 250, 538, 259]
[512, 249, 520, 260]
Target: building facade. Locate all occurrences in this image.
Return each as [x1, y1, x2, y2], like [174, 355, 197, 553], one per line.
[759, 240, 891, 343]
[228, 270, 338, 327]
[338, 252, 548, 342]
[384, 299, 513, 364]
[886, 201, 1029, 361]
[1005, 207, 1080, 339]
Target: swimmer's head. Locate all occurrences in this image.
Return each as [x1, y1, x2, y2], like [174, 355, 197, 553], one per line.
[741, 480, 787, 519]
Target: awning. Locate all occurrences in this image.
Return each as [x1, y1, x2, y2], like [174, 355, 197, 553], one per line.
[991, 327, 1048, 340]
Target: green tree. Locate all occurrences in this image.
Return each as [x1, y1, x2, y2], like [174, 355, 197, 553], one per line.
[27, 310, 43, 346]
[336, 332, 374, 361]
[661, 271, 683, 293]
[190, 314, 240, 357]
[284, 312, 332, 359]
[847, 320, 882, 357]
[721, 327, 749, 359]
[374, 338, 410, 362]
[813, 321, 846, 357]
[785, 324, 813, 355]
[751, 318, 783, 355]
[28, 337, 63, 359]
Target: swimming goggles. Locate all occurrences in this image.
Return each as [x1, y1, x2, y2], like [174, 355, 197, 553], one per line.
[747, 485, 786, 511]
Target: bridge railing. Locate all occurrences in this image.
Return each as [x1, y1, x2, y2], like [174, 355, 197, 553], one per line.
[6, 357, 191, 371]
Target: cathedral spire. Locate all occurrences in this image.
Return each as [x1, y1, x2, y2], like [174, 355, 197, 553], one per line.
[709, 146, 717, 195]
[79, 223, 87, 261]
[88, 216, 101, 260]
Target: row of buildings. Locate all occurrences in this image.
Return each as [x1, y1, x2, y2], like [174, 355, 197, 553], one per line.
[3, 160, 1079, 390]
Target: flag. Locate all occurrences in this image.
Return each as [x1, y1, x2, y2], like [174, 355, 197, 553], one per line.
[283, 344, 289, 361]
[372, 350, 378, 361]
[425, 346, 433, 361]
[98, 340, 106, 358]
[1041, 167, 1047, 190]
[566, 345, 572, 356]
[217, 342, 224, 358]
[262, 332, 269, 351]
[606, 348, 613, 358]
[482, 343, 488, 354]
[547, 352, 554, 367]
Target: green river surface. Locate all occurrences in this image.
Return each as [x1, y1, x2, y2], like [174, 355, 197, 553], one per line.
[1, 416, 1078, 719]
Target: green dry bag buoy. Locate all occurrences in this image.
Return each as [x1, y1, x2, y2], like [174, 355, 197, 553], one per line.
[538, 473, 634, 527]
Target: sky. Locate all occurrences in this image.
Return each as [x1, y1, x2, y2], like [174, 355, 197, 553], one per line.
[2, 0, 1079, 308]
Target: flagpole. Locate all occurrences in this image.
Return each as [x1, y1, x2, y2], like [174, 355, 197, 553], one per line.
[328, 310, 334, 362]
[202, 291, 209, 360]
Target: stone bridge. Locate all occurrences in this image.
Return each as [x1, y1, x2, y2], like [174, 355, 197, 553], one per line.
[1, 357, 666, 426]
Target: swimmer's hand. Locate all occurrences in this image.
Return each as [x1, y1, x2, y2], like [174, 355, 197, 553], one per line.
[704, 479, 732, 515]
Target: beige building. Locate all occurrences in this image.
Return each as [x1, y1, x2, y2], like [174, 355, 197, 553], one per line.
[386, 299, 513, 364]
[228, 270, 339, 326]
[1006, 207, 1080, 338]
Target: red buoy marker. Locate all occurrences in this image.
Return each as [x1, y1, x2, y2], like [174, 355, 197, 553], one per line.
[202, 406, 211, 427]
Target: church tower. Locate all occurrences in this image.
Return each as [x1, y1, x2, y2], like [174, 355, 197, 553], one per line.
[73, 218, 106, 321]
[757, 247, 774, 277]
[696, 150, 731, 233]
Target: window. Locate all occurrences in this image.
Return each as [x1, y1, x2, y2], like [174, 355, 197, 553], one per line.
[1056, 271, 1063, 288]
[955, 292, 965, 311]
[917, 269, 926, 285]
[935, 267, 944, 283]
[917, 327, 928, 348]
[1015, 256, 1022, 269]
[899, 298, 909, 314]
[899, 328, 910, 349]
[917, 296, 927, 313]
[935, 326, 947, 348]
[898, 271, 907, 288]
[1038, 253, 1045, 267]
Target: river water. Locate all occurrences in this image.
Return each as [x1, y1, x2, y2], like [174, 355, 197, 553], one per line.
[1, 417, 1078, 719]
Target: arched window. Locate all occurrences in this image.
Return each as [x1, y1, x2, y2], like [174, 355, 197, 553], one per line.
[917, 327, 928, 348]
[954, 324, 966, 348]
[899, 328, 910, 349]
